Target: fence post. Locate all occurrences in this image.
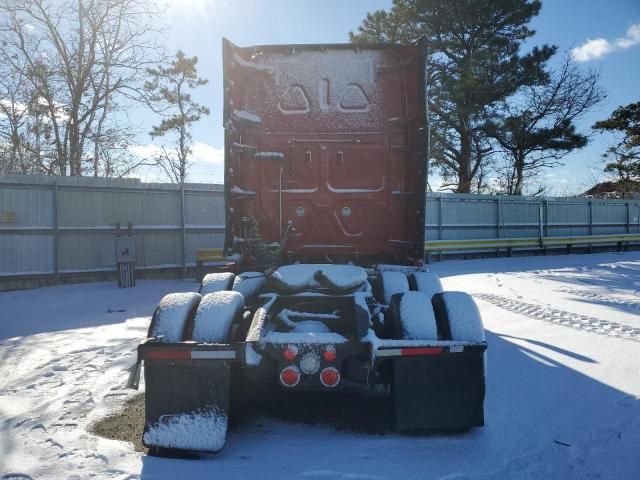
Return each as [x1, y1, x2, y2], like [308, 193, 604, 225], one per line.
[496, 198, 501, 257]
[180, 185, 187, 279]
[543, 200, 549, 237]
[627, 202, 631, 234]
[438, 195, 443, 240]
[496, 198, 501, 238]
[588, 201, 593, 253]
[538, 202, 544, 249]
[52, 181, 59, 285]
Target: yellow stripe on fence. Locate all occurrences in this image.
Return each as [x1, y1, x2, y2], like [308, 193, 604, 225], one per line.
[425, 233, 640, 252]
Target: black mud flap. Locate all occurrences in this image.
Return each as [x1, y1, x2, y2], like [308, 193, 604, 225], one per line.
[393, 349, 485, 430]
[142, 350, 233, 453]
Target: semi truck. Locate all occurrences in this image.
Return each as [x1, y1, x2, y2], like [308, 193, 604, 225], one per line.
[130, 38, 487, 454]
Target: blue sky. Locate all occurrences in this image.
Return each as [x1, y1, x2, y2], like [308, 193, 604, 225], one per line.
[137, 0, 640, 193]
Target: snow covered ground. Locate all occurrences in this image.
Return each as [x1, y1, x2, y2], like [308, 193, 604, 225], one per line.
[1, 252, 639, 479]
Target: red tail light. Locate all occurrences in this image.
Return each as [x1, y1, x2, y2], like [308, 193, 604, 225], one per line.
[280, 366, 300, 387]
[283, 345, 298, 361]
[323, 346, 336, 362]
[320, 367, 340, 388]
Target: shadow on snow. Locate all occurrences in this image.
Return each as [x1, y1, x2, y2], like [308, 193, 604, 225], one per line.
[0, 280, 196, 340]
[138, 330, 640, 479]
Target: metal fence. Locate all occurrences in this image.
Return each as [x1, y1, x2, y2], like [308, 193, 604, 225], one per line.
[425, 192, 640, 241]
[0, 175, 224, 289]
[1, 175, 640, 289]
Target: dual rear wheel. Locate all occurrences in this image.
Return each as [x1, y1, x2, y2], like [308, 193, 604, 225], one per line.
[148, 271, 267, 344]
[379, 270, 484, 343]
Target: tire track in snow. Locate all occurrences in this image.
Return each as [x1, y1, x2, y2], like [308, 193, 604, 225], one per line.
[475, 293, 640, 342]
[556, 287, 640, 311]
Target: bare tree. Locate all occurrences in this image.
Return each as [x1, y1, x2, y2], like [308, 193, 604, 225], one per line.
[0, 0, 164, 176]
[0, 47, 68, 175]
[87, 119, 154, 177]
[487, 56, 605, 195]
[0, 60, 32, 173]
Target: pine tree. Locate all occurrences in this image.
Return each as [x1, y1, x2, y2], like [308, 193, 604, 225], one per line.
[593, 102, 640, 197]
[351, 0, 555, 192]
[145, 51, 209, 184]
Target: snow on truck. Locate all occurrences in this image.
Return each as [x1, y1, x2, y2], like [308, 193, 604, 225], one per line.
[129, 38, 487, 454]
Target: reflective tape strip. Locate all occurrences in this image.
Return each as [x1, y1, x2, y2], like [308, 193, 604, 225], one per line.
[145, 350, 236, 360]
[146, 350, 190, 360]
[191, 350, 236, 360]
[376, 346, 464, 358]
[401, 347, 444, 356]
[375, 349, 403, 357]
[376, 347, 443, 357]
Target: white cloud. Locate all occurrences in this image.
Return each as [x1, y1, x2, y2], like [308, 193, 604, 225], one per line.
[191, 142, 224, 165]
[615, 24, 640, 48]
[428, 172, 443, 191]
[571, 38, 614, 62]
[130, 141, 223, 164]
[0, 99, 28, 116]
[129, 143, 163, 160]
[129, 141, 224, 183]
[572, 23, 640, 62]
[0, 98, 67, 122]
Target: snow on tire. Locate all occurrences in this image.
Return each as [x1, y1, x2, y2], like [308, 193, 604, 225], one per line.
[398, 291, 439, 340]
[408, 272, 443, 299]
[199, 272, 235, 295]
[148, 292, 202, 342]
[438, 291, 485, 342]
[380, 271, 409, 305]
[192, 291, 245, 343]
[232, 271, 266, 300]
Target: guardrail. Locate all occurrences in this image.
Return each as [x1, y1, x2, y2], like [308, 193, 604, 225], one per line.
[425, 233, 640, 259]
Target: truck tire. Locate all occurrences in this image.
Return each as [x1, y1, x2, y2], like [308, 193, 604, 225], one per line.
[432, 292, 485, 342]
[408, 272, 443, 299]
[191, 291, 245, 343]
[199, 272, 235, 295]
[387, 292, 439, 340]
[147, 292, 202, 342]
[379, 271, 409, 305]
[232, 271, 266, 301]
